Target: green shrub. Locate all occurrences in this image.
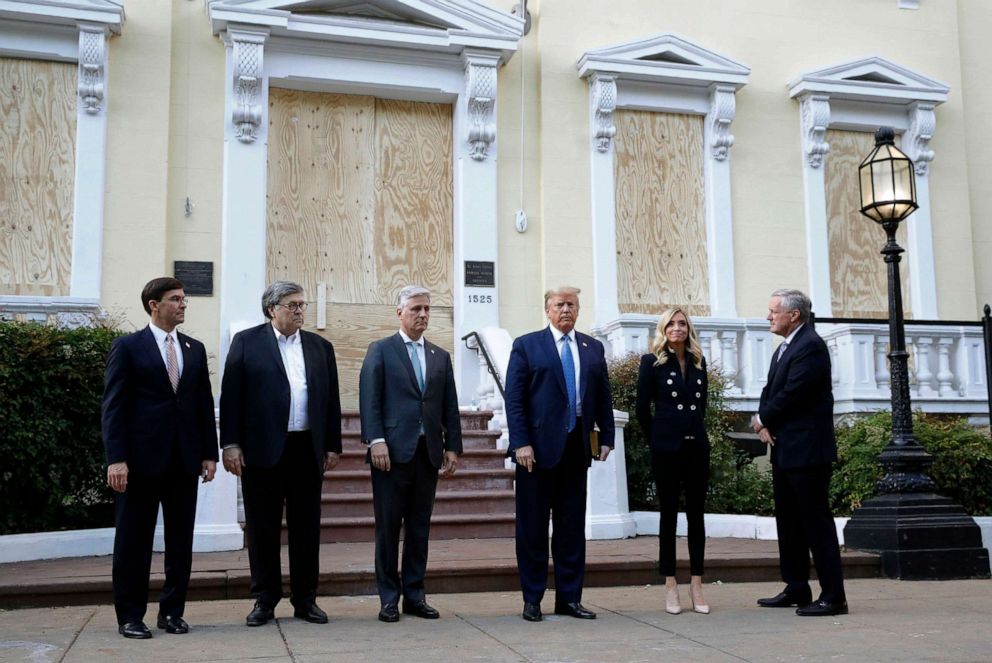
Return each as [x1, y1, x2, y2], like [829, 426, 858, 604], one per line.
[832, 411, 992, 516]
[0, 321, 123, 534]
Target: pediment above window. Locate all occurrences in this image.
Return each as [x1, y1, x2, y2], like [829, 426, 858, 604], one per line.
[0, 0, 124, 34]
[788, 56, 949, 104]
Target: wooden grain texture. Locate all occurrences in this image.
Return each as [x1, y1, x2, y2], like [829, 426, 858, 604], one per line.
[305, 303, 454, 409]
[0, 58, 76, 296]
[614, 110, 709, 316]
[825, 129, 912, 318]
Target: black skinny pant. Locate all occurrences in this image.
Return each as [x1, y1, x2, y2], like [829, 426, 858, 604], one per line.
[651, 443, 710, 577]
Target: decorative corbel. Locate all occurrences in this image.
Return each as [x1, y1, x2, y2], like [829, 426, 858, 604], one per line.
[907, 102, 936, 175]
[708, 85, 736, 161]
[77, 25, 108, 115]
[591, 74, 617, 153]
[230, 30, 267, 144]
[800, 94, 831, 168]
[464, 52, 499, 161]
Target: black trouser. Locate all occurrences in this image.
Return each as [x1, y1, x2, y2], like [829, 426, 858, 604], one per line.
[651, 443, 709, 577]
[772, 463, 846, 603]
[370, 437, 439, 607]
[242, 431, 322, 610]
[112, 447, 198, 625]
[515, 421, 588, 605]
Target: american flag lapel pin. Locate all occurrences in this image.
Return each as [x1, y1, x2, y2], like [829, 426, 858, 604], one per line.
[431, 349, 435, 354]
[185, 342, 190, 348]
[582, 341, 588, 347]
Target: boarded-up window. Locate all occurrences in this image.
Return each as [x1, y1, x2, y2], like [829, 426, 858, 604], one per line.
[614, 110, 708, 316]
[825, 129, 911, 318]
[0, 58, 76, 296]
[267, 89, 453, 407]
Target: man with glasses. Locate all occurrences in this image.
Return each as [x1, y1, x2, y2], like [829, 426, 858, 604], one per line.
[220, 281, 343, 627]
[102, 277, 219, 638]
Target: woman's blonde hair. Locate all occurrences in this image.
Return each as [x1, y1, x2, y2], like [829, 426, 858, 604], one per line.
[649, 307, 704, 369]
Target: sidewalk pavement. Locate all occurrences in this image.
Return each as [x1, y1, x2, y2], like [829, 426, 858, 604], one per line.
[1, 578, 989, 662]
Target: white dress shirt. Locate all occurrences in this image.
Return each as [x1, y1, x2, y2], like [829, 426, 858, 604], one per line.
[369, 330, 427, 447]
[273, 324, 310, 432]
[149, 323, 184, 377]
[549, 324, 582, 417]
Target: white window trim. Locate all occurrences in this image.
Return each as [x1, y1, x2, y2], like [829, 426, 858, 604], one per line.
[206, 0, 521, 402]
[577, 33, 749, 324]
[787, 55, 949, 318]
[0, 0, 124, 312]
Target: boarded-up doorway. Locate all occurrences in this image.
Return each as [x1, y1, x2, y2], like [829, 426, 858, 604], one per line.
[266, 89, 454, 408]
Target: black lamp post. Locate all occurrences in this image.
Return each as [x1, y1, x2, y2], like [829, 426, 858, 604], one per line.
[843, 127, 990, 579]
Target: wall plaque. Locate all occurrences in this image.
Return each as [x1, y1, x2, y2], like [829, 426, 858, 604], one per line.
[174, 261, 213, 296]
[464, 261, 495, 288]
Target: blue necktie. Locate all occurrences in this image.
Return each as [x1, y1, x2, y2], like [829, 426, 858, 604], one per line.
[408, 342, 425, 392]
[561, 335, 577, 433]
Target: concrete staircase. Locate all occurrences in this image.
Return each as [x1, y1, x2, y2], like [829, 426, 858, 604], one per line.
[306, 410, 515, 543]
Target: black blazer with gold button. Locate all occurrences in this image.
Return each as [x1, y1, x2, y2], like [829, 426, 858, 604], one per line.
[635, 351, 709, 454]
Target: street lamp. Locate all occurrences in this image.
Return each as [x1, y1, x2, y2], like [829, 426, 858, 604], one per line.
[843, 127, 990, 579]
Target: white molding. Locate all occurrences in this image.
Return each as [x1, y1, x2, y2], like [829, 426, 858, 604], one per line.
[230, 28, 268, 144]
[788, 56, 948, 319]
[463, 49, 498, 161]
[578, 34, 749, 321]
[0, 0, 124, 31]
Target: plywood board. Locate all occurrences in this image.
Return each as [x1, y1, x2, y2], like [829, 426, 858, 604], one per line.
[0, 58, 76, 296]
[614, 110, 709, 316]
[825, 129, 912, 318]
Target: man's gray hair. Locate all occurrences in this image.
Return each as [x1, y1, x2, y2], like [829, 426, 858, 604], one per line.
[771, 288, 812, 322]
[543, 286, 581, 310]
[397, 284, 431, 309]
[262, 280, 304, 319]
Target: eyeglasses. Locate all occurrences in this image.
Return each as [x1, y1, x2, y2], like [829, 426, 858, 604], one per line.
[276, 302, 308, 313]
[164, 296, 189, 305]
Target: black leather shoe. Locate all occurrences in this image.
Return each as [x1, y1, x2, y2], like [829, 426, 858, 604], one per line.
[156, 614, 189, 634]
[293, 603, 328, 624]
[246, 602, 275, 627]
[522, 602, 543, 622]
[757, 590, 812, 608]
[118, 621, 152, 639]
[402, 599, 440, 619]
[378, 603, 400, 623]
[554, 602, 596, 619]
[796, 599, 849, 617]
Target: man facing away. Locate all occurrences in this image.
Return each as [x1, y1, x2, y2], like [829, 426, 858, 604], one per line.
[504, 286, 615, 622]
[220, 281, 343, 627]
[359, 285, 462, 623]
[102, 277, 218, 639]
[752, 288, 847, 617]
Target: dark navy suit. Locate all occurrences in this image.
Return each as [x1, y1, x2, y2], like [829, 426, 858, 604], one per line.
[504, 327, 615, 605]
[101, 326, 218, 625]
[759, 323, 845, 603]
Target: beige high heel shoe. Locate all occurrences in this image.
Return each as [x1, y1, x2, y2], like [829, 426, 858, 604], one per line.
[689, 584, 710, 615]
[665, 585, 682, 615]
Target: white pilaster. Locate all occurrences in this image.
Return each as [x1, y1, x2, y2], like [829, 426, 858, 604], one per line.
[903, 102, 938, 318]
[588, 73, 620, 326]
[586, 410, 636, 540]
[798, 93, 833, 315]
[704, 84, 739, 317]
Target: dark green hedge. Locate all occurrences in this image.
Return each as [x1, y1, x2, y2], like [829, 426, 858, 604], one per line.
[0, 322, 122, 534]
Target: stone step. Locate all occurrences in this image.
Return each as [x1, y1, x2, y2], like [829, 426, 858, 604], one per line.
[302, 514, 518, 543]
[323, 468, 514, 494]
[321, 490, 516, 518]
[332, 448, 507, 472]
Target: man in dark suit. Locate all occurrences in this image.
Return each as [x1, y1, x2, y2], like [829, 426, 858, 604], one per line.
[220, 281, 342, 627]
[752, 288, 847, 616]
[102, 277, 218, 639]
[359, 284, 462, 623]
[504, 286, 615, 622]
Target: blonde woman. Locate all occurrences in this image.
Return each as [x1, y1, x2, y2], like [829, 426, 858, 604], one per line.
[635, 307, 710, 615]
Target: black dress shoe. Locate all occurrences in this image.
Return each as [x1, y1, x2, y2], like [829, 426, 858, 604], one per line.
[796, 599, 849, 617]
[293, 603, 329, 624]
[118, 621, 152, 639]
[156, 614, 189, 634]
[757, 590, 813, 608]
[554, 602, 596, 619]
[246, 602, 275, 627]
[402, 599, 440, 619]
[521, 602, 543, 622]
[378, 603, 400, 623]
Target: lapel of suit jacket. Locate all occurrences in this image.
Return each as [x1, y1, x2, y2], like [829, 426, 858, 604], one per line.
[543, 327, 568, 397]
[175, 331, 194, 392]
[300, 330, 316, 390]
[140, 326, 174, 393]
[422, 338, 437, 392]
[264, 323, 290, 383]
[768, 324, 807, 384]
[576, 332, 593, 400]
[390, 332, 421, 393]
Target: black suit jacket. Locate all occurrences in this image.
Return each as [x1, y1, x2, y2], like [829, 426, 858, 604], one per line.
[102, 326, 218, 476]
[504, 327, 616, 468]
[219, 323, 342, 476]
[358, 333, 462, 468]
[758, 324, 836, 469]
[635, 352, 709, 454]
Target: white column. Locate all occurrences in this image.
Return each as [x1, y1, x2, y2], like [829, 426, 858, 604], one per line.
[703, 85, 738, 318]
[69, 24, 110, 301]
[588, 73, 620, 327]
[936, 337, 955, 397]
[586, 410, 636, 540]
[798, 94, 833, 315]
[915, 336, 936, 397]
[453, 50, 502, 405]
[903, 103, 939, 319]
